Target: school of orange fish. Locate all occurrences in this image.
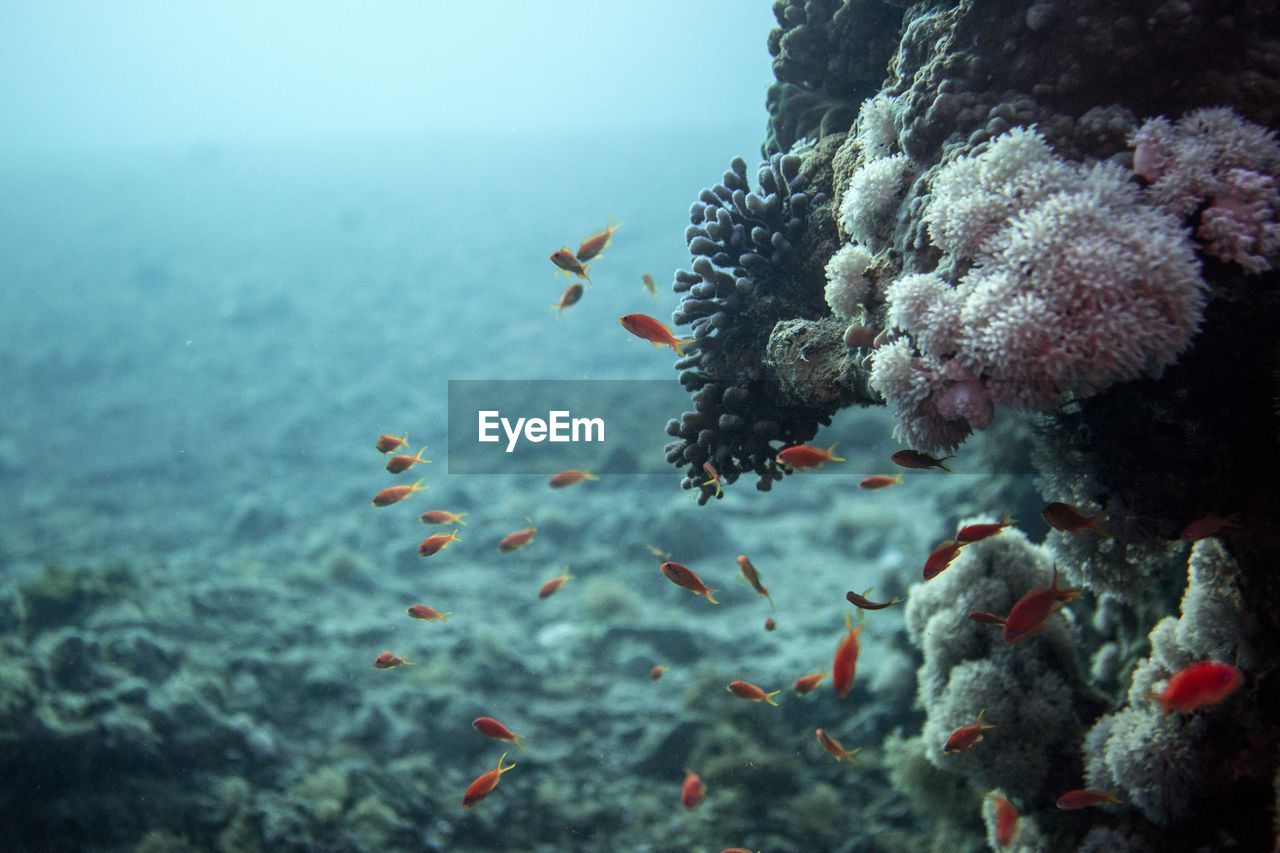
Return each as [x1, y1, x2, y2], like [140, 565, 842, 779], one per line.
[361, 221, 1244, 849]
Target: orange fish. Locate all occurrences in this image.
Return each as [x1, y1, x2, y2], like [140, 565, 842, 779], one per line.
[989, 793, 1019, 848]
[407, 604, 451, 623]
[419, 529, 461, 556]
[858, 473, 903, 490]
[832, 612, 862, 699]
[794, 670, 828, 694]
[375, 432, 409, 454]
[943, 709, 995, 755]
[1041, 502, 1106, 535]
[1178, 513, 1240, 542]
[642, 273, 658, 297]
[538, 569, 573, 599]
[372, 479, 427, 507]
[1055, 788, 1123, 810]
[498, 525, 537, 553]
[619, 313, 692, 355]
[421, 509, 468, 525]
[956, 512, 1015, 544]
[1154, 661, 1242, 714]
[844, 324, 877, 348]
[923, 540, 967, 580]
[576, 216, 621, 262]
[650, 664, 668, 681]
[551, 282, 585, 315]
[764, 617, 777, 632]
[776, 443, 845, 470]
[702, 462, 724, 498]
[550, 247, 592, 284]
[373, 651, 414, 669]
[1003, 566, 1082, 644]
[386, 446, 431, 474]
[473, 716, 525, 750]
[727, 680, 781, 706]
[681, 770, 705, 809]
[815, 728, 861, 763]
[462, 753, 517, 808]
[736, 555, 772, 608]
[660, 561, 719, 604]
[845, 588, 900, 610]
[891, 449, 953, 471]
[549, 469, 598, 489]
[968, 610, 1007, 626]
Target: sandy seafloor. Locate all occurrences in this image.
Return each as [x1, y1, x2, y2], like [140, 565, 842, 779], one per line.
[0, 128, 1048, 852]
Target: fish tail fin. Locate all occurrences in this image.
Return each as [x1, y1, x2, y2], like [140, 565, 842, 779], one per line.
[402, 657, 417, 666]
[825, 443, 846, 462]
[845, 748, 863, 764]
[456, 513, 469, 525]
[439, 611, 452, 624]
[497, 752, 516, 774]
[584, 471, 600, 481]
[977, 708, 995, 729]
[1105, 788, 1125, 805]
[412, 478, 428, 493]
[449, 529, 461, 543]
[581, 263, 592, 286]
[764, 690, 782, 706]
[939, 455, 955, 471]
[415, 447, 431, 463]
[671, 337, 693, 356]
[704, 588, 719, 605]
[766, 592, 775, 611]
[512, 736, 527, 752]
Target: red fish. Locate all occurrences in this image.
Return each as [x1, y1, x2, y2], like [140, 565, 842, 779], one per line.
[386, 446, 431, 474]
[375, 433, 409, 454]
[549, 469, 598, 489]
[1041, 502, 1106, 535]
[1056, 788, 1123, 810]
[1003, 566, 1082, 644]
[538, 569, 573, 599]
[373, 651, 414, 669]
[407, 604, 451, 623]
[727, 680, 781, 706]
[650, 664, 668, 681]
[1154, 661, 1242, 714]
[764, 617, 777, 632]
[832, 612, 862, 699]
[846, 588, 900, 610]
[891, 449, 953, 471]
[473, 716, 526, 750]
[498, 525, 537, 553]
[619, 313, 692, 355]
[462, 753, 517, 808]
[660, 561, 719, 605]
[923, 540, 967, 580]
[968, 610, 1007, 626]
[576, 217, 621, 262]
[777, 443, 845, 470]
[794, 670, 828, 695]
[989, 793, 1019, 848]
[550, 247, 592, 284]
[955, 512, 1015, 544]
[551, 282, 585, 315]
[421, 509, 468, 525]
[372, 479, 427, 507]
[736, 555, 772, 608]
[702, 462, 724, 497]
[844, 323, 877, 348]
[1178, 514, 1240, 542]
[858, 473, 903, 490]
[681, 770, 705, 809]
[642, 273, 657, 297]
[943, 709, 995, 755]
[419, 529, 461, 556]
[815, 728, 861, 763]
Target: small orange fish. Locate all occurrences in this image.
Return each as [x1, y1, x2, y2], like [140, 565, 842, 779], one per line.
[576, 216, 621, 262]
[538, 569, 573, 599]
[681, 770, 705, 809]
[858, 473, 903, 490]
[1041, 502, 1106, 535]
[832, 612, 862, 699]
[372, 478, 427, 507]
[727, 680, 781, 706]
[794, 670, 828, 694]
[373, 651, 414, 669]
[989, 793, 1019, 848]
[776, 443, 845, 470]
[764, 617, 777, 632]
[1056, 788, 1123, 810]
[421, 509, 468, 525]
[619, 313, 692, 355]
[646, 544, 671, 562]
[844, 323, 877, 348]
[891, 449, 953, 471]
[815, 728, 861, 763]
[419, 529, 461, 556]
[968, 610, 1007, 626]
[1178, 513, 1240, 542]
[407, 604, 451, 623]
[549, 469, 598, 489]
[550, 247, 592, 284]
[1154, 661, 1242, 714]
[473, 716, 526, 750]
[702, 462, 724, 498]
[551, 282, 585, 315]
[498, 525, 537, 553]
[923, 540, 967, 580]
[846, 588, 900, 610]
[462, 753, 517, 808]
[736, 555, 772, 608]
[660, 561, 719, 604]
[943, 709, 995, 755]
[386, 446, 431, 474]
[1003, 566, 1082, 644]
[650, 664, 668, 681]
[642, 273, 658, 297]
[956, 512, 1015, 544]
[375, 432, 410, 454]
